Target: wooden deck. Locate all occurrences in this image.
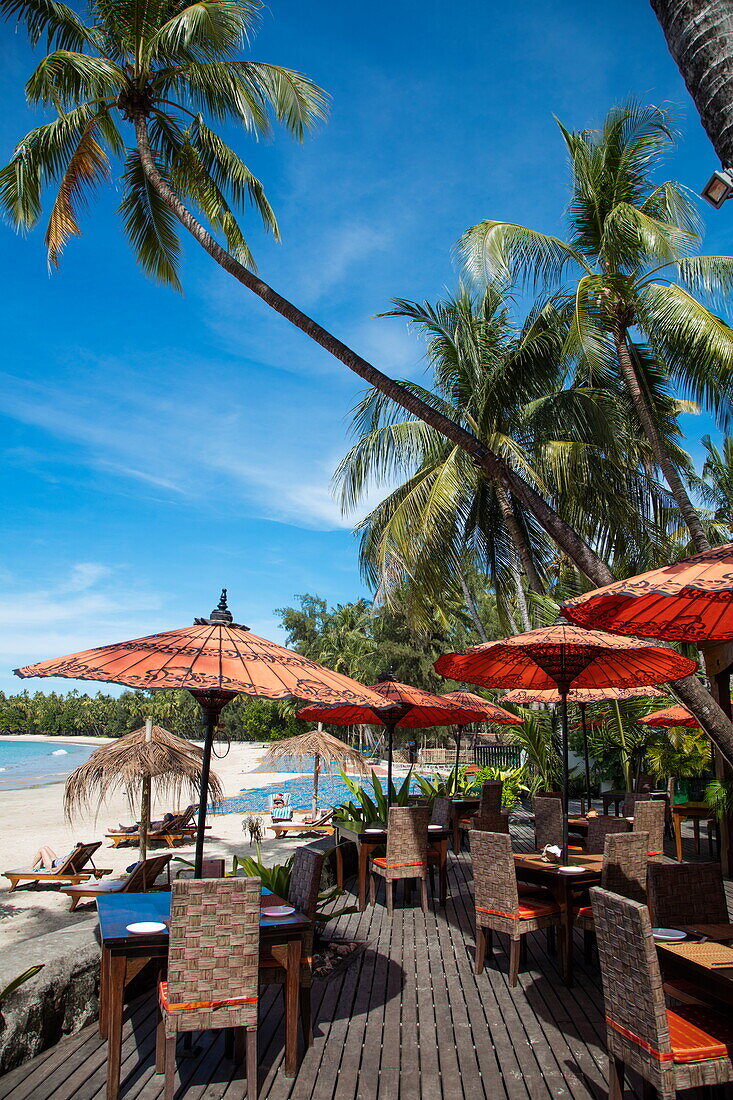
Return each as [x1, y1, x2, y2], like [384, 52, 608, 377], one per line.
[0, 815, 730, 1100]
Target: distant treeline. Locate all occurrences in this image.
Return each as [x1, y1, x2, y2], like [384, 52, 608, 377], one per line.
[0, 689, 303, 742]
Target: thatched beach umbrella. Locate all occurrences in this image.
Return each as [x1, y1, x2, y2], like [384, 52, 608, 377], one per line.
[64, 718, 223, 859]
[263, 724, 369, 820]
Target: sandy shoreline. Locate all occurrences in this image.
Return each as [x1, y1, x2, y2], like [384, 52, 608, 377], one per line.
[0, 737, 313, 951]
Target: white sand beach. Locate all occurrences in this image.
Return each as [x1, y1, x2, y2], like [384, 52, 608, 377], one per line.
[0, 737, 314, 951]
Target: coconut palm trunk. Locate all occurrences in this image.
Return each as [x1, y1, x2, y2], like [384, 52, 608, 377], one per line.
[496, 485, 544, 594]
[650, 0, 733, 167]
[131, 116, 612, 590]
[129, 118, 733, 761]
[613, 324, 710, 553]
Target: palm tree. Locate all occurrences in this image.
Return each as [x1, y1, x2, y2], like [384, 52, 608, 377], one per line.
[694, 435, 733, 534]
[335, 284, 672, 633]
[0, 0, 616, 590]
[460, 102, 733, 555]
[650, 0, 733, 168]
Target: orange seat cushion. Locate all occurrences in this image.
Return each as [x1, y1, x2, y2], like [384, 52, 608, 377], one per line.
[574, 905, 593, 919]
[371, 857, 424, 869]
[667, 1006, 733, 1063]
[159, 981, 257, 1013]
[477, 898, 558, 920]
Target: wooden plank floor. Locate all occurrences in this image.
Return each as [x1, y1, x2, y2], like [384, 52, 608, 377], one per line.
[0, 814, 731, 1100]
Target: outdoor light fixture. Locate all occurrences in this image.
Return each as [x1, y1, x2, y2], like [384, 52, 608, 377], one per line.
[701, 167, 733, 209]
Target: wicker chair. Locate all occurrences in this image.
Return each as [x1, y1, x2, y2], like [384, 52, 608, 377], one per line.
[427, 797, 452, 902]
[648, 861, 729, 927]
[458, 780, 504, 845]
[632, 800, 666, 860]
[591, 885, 733, 1099]
[370, 806, 430, 915]
[584, 816, 631, 854]
[259, 845, 324, 1046]
[156, 878, 260, 1100]
[575, 831, 649, 961]
[622, 791, 651, 818]
[470, 830, 561, 987]
[471, 812, 510, 834]
[533, 795, 564, 850]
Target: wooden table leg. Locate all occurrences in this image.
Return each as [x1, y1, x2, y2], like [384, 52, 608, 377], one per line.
[438, 839, 447, 907]
[453, 813, 461, 854]
[358, 843, 371, 911]
[674, 813, 684, 862]
[558, 882, 574, 987]
[106, 953, 127, 1100]
[99, 946, 111, 1039]
[693, 816, 701, 854]
[334, 842, 344, 891]
[283, 939, 302, 1078]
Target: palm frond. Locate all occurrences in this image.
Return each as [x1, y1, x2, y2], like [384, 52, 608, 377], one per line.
[26, 50, 121, 108]
[146, 0, 260, 63]
[458, 220, 588, 289]
[45, 116, 110, 267]
[235, 61, 328, 139]
[0, 0, 90, 49]
[118, 150, 182, 289]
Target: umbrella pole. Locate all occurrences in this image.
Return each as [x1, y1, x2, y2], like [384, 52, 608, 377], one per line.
[454, 726, 463, 793]
[194, 701, 219, 878]
[580, 703, 592, 813]
[386, 721, 396, 807]
[139, 717, 153, 862]
[560, 688, 570, 863]
[313, 751, 320, 821]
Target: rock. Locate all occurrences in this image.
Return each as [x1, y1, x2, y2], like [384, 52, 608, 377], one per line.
[0, 919, 100, 1075]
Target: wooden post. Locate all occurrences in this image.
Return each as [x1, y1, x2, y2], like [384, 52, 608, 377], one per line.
[701, 643, 733, 875]
[139, 717, 153, 862]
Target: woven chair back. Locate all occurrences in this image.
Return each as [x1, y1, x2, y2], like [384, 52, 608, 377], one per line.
[472, 812, 509, 834]
[478, 780, 503, 815]
[590, 886, 672, 1060]
[635, 774, 655, 794]
[430, 797, 452, 827]
[167, 877, 260, 1031]
[471, 830, 518, 915]
[200, 857, 226, 879]
[648, 861, 729, 926]
[534, 796, 563, 849]
[585, 815, 630, 854]
[125, 854, 170, 892]
[622, 791, 651, 818]
[632, 801, 665, 856]
[385, 806, 430, 867]
[602, 832, 648, 903]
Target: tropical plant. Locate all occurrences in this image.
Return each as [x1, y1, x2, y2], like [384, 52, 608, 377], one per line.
[471, 765, 528, 808]
[333, 768, 413, 826]
[705, 776, 733, 821]
[0, 966, 44, 1032]
[505, 708, 562, 794]
[693, 435, 733, 534]
[461, 101, 733, 556]
[412, 765, 480, 801]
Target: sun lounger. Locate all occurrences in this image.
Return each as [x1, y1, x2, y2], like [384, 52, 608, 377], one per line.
[61, 853, 172, 911]
[269, 792, 293, 822]
[270, 809, 335, 838]
[3, 842, 112, 892]
[105, 805, 209, 848]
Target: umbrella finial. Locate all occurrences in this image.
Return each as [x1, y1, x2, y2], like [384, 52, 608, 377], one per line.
[209, 589, 233, 624]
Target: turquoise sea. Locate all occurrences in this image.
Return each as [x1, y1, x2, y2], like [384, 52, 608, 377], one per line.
[0, 738, 96, 790]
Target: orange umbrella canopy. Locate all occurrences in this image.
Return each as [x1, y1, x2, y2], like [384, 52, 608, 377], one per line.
[562, 542, 733, 642]
[15, 592, 389, 708]
[502, 685, 667, 705]
[434, 621, 696, 691]
[637, 704, 700, 728]
[440, 689, 523, 725]
[297, 676, 490, 728]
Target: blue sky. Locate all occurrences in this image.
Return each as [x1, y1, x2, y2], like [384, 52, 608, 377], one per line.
[0, 0, 729, 694]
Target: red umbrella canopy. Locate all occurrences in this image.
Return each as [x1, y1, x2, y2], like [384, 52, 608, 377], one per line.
[14, 590, 388, 709]
[502, 685, 667, 705]
[434, 621, 697, 692]
[440, 690, 523, 725]
[561, 543, 733, 642]
[637, 704, 700, 728]
[297, 676, 490, 728]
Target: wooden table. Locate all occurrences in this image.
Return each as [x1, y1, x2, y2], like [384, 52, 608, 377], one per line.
[513, 852, 604, 986]
[333, 821, 449, 911]
[448, 797, 480, 852]
[657, 937, 733, 1007]
[97, 888, 311, 1100]
[671, 802, 711, 861]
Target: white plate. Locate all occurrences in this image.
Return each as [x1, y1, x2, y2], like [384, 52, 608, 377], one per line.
[557, 866, 586, 874]
[626, 816, 635, 821]
[364, 828, 384, 834]
[428, 825, 443, 831]
[126, 922, 167, 935]
[261, 906, 295, 918]
[652, 928, 687, 942]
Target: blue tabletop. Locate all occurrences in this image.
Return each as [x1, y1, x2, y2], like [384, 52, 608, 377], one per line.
[97, 888, 309, 946]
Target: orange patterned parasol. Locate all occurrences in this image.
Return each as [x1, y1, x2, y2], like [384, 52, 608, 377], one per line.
[297, 675, 491, 801]
[561, 542, 733, 641]
[637, 704, 699, 728]
[435, 619, 696, 856]
[15, 590, 391, 873]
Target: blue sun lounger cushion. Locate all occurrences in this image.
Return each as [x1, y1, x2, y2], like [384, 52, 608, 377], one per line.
[269, 793, 293, 821]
